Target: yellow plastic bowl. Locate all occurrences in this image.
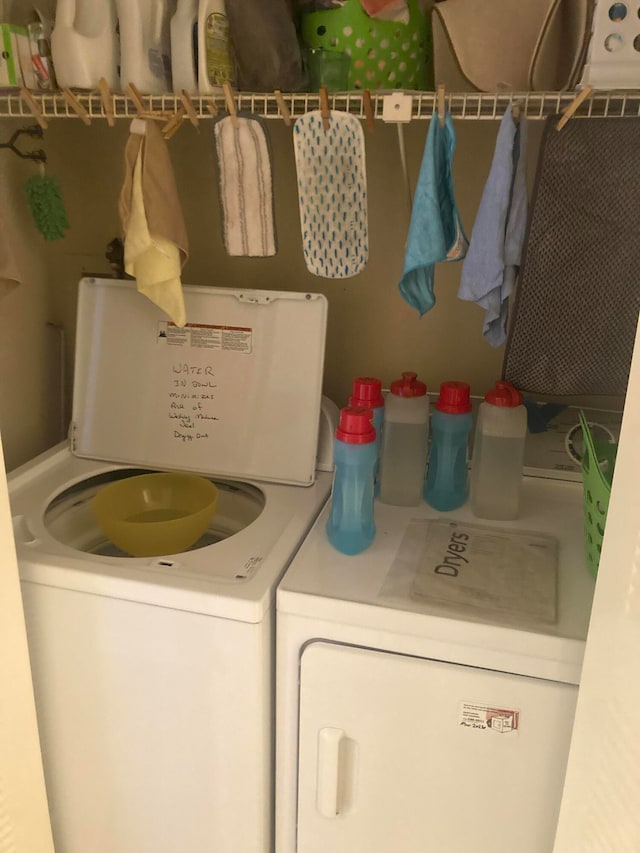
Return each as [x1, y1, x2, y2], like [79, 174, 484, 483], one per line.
[91, 472, 218, 557]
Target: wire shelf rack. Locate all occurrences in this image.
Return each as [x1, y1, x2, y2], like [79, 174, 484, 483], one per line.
[2, 89, 640, 123]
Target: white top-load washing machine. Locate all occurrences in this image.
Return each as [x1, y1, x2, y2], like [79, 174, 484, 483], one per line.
[9, 278, 333, 853]
[275, 435, 600, 853]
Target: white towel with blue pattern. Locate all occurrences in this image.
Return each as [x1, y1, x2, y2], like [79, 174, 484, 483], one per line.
[293, 110, 368, 278]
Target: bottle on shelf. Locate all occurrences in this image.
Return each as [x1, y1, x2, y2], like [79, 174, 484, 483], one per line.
[424, 381, 473, 512]
[197, 0, 235, 93]
[171, 0, 199, 95]
[116, 0, 174, 94]
[349, 376, 384, 494]
[378, 371, 429, 507]
[51, 0, 119, 90]
[326, 407, 377, 555]
[470, 380, 528, 520]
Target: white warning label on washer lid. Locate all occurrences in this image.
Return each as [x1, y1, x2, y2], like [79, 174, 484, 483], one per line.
[459, 702, 520, 734]
[157, 322, 253, 353]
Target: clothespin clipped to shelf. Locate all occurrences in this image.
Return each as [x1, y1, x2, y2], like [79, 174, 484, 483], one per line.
[320, 85, 330, 131]
[206, 97, 219, 119]
[556, 85, 593, 131]
[436, 83, 446, 128]
[162, 108, 186, 139]
[179, 90, 199, 127]
[222, 81, 239, 128]
[511, 100, 522, 123]
[274, 90, 292, 127]
[97, 78, 115, 126]
[125, 82, 147, 117]
[363, 89, 375, 132]
[61, 88, 91, 125]
[19, 88, 47, 129]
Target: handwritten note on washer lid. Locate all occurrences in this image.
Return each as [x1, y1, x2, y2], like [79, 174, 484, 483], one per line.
[70, 278, 328, 486]
[407, 519, 558, 625]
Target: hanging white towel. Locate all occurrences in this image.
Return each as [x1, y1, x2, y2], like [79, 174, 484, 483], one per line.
[213, 115, 277, 257]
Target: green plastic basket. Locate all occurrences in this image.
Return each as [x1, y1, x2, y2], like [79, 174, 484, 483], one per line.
[300, 0, 434, 91]
[578, 410, 617, 578]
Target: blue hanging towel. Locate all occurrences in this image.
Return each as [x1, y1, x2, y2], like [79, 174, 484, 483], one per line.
[398, 111, 467, 316]
[457, 107, 528, 346]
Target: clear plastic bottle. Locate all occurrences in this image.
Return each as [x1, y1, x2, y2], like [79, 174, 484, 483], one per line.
[424, 381, 472, 512]
[326, 407, 377, 555]
[470, 381, 528, 520]
[171, 0, 199, 95]
[116, 0, 174, 94]
[378, 372, 429, 506]
[349, 376, 384, 495]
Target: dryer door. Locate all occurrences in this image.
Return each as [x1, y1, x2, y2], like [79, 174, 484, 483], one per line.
[297, 642, 577, 853]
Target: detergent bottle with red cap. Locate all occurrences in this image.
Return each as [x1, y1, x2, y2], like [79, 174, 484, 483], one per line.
[424, 381, 473, 511]
[349, 376, 384, 494]
[378, 371, 429, 506]
[326, 406, 377, 555]
[470, 380, 528, 520]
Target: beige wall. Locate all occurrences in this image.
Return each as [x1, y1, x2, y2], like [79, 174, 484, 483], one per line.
[39, 115, 546, 423]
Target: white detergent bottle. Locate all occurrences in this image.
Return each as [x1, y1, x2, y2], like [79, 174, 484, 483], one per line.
[116, 0, 175, 94]
[197, 0, 235, 94]
[51, 0, 119, 90]
[171, 0, 198, 94]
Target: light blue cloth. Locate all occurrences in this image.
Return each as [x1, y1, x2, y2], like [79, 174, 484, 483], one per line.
[398, 112, 467, 316]
[458, 107, 528, 347]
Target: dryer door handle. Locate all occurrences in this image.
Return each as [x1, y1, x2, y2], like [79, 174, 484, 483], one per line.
[316, 727, 345, 818]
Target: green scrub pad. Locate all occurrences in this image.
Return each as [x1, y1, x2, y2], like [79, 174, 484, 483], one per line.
[24, 172, 70, 241]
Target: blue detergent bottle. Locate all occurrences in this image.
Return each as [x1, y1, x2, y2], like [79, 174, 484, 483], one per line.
[349, 376, 384, 495]
[424, 381, 473, 512]
[326, 406, 377, 555]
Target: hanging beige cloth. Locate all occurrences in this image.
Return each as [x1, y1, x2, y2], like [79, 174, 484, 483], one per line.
[432, 0, 592, 92]
[0, 222, 21, 299]
[118, 119, 189, 327]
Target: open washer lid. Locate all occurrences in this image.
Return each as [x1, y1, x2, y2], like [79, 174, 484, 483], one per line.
[71, 278, 328, 486]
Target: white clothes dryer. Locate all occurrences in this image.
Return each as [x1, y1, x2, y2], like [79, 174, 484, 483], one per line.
[275, 466, 597, 853]
[9, 278, 333, 853]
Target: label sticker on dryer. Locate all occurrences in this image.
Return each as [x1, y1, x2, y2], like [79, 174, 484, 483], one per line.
[459, 702, 520, 734]
[235, 556, 263, 580]
[157, 321, 253, 353]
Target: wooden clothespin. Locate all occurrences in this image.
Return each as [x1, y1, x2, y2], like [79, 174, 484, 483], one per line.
[97, 77, 115, 126]
[179, 90, 199, 127]
[363, 89, 375, 132]
[557, 85, 593, 131]
[19, 88, 47, 129]
[125, 82, 147, 117]
[436, 83, 445, 128]
[320, 85, 330, 131]
[206, 97, 219, 119]
[62, 88, 91, 125]
[274, 90, 292, 127]
[222, 81, 239, 128]
[162, 108, 186, 140]
[511, 101, 521, 123]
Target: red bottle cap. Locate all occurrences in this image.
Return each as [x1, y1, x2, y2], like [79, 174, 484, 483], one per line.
[335, 406, 376, 444]
[435, 381, 472, 414]
[389, 371, 427, 398]
[349, 376, 384, 409]
[484, 381, 523, 407]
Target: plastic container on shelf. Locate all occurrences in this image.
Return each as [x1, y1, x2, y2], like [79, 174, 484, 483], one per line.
[349, 376, 384, 495]
[470, 381, 528, 521]
[116, 0, 174, 94]
[197, 0, 235, 93]
[51, 0, 119, 90]
[424, 381, 472, 512]
[326, 406, 377, 556]
[378, 371, 429, 507]
[171, 0, 199, 95]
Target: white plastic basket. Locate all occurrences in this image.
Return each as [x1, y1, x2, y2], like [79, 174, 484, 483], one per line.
[581, 0, 640, 89]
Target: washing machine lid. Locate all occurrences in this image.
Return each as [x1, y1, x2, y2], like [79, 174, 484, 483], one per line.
[71, 278, 328, 486]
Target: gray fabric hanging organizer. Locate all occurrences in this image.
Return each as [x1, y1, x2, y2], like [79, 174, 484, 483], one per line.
[503, 116, 640, 397]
